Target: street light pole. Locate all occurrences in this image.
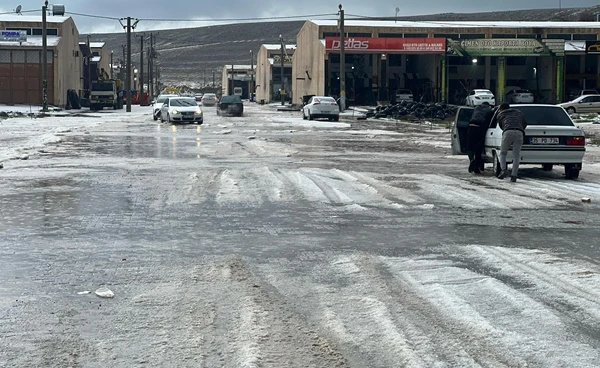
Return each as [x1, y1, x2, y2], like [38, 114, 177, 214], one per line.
[280, 34, 284, 106]
[338, 4, 346, 111]
[110, 50, 114, 79]
[42, 0, 48, 112]
[250, 49, 254, 102]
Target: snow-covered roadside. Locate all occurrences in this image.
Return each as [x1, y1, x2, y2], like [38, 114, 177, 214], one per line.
[0, 105, 148, 163]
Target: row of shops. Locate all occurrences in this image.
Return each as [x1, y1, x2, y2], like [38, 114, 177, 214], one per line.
[225, 20, 600, 106]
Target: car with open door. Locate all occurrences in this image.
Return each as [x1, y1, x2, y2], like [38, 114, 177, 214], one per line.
[451, 104, 586, 179]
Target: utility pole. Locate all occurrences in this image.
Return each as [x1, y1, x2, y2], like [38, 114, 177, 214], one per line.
[138, 34, 144, 105]
[338, 4, 346, 111]
[110, 50, 114, 79]
[231, 64, 234, 95]
[120, 17, 139, 112]
[279, 34, 285, 106]
[250, 49, 254, 101]
[42, 1, 48, 112]
[212, 71, 215, 87]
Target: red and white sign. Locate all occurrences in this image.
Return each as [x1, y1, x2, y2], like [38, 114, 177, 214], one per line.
[325, 37, 446, 53]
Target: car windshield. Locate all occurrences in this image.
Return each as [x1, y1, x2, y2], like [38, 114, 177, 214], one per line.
[515, 106, 574, 127]
[157, 95, 175, 103]
[516, 90, 530, 93]
[170, 98, 197, 107]
[398, 90, 412, 94]
[203, 94, 216, 99]
[476, 90, 493, 95]
[220, 95, 242, 103]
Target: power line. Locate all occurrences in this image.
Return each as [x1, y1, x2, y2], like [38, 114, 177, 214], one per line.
[139, 13, 335, 22]
[0, 9, 38, 15]
[65, 11, 120, 21]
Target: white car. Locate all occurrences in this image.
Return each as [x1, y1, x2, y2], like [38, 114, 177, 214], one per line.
[302, 96, 340, 121]
[201, 93, 218, 106]
[152, 94, 178, 120]
[506, 89, 534, 104]
[466, 89, 496, 107]
[558, 95, 600, 114]
[452, 104, 585, 179]
[395, 89, 414, 102]
[160, 97, 203, 124]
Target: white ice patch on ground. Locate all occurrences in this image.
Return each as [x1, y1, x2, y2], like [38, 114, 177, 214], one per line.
[270, 117, 351, 129]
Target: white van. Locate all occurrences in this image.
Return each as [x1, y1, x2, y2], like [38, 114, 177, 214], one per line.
[233, 87, 243, 97]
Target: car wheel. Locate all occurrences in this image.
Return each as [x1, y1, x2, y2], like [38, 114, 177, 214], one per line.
[542, 164, 553, 171]
[302, 110, 307, 120]
[492, 151, 502, 178]
[566, 107, 576, 114]
[333, 116, 339, 122]
[564, 164, 580, 180]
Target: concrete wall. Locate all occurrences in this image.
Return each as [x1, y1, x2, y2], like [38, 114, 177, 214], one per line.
[255, 46, 270, 103]
[292, 21, 324, 104]
[56, 17, 82, 106]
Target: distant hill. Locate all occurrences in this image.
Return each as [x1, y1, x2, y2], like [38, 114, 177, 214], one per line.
[85, 6, 600, 87]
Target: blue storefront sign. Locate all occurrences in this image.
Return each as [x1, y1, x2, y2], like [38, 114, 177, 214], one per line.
[1, 30, 27, 42]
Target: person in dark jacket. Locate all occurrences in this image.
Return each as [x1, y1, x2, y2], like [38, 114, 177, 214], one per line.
[467, 102, 493, 174]
[496, 102, 528, 182]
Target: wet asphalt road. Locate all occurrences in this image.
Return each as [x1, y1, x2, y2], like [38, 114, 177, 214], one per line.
[1, 103, 600, 367]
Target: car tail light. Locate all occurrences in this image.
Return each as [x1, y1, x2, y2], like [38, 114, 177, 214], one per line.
[567, 136, 585, 146]
[313, 101, 321, 105]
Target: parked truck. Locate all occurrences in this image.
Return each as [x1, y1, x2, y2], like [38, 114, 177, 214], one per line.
[89, 79, 123, 110]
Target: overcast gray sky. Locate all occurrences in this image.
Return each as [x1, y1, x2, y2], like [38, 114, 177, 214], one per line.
[2, 0, 599, 33]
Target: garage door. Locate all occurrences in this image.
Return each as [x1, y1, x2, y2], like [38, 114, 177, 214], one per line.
[0, 49, 54, 105]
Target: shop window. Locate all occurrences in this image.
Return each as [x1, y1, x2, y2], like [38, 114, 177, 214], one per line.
[12, 50, 26, 63]
[546, 34, 571, 40]
[459, 34, 486, 39]
[0, 50, 10, 63]
[516, 34, 539, 39]
[348, 33, 371, 37]
[323, 32, 340, 38]
[585, 55, 598, 74]
[492, 34, 516, 38]
[31, 28, 58, 36]
[566, 55, 580, 74]
[27, 50, 40, 64]
[449, 56, 475, 66]
[449, 66, 458, 74]
[434, 33, 459, 39]
[403, 33, 428, 38]
[388, 54, 402, 66]
[573, 34, 598, 41]
[506, 57, 527, 65]
[378, 33, 403, 38]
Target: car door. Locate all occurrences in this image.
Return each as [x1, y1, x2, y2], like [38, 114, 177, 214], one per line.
[578, 96, 594, 113]
[305, 97, 313, 116]
[161, 98, 169, 119]
[451, 107, 473, 155]
[484, 110, 502, 158]
[591, 96, 600, 113]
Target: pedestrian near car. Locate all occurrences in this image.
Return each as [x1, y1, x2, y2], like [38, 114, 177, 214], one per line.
[496, 102, 528, 182]
[467, 101, 493, 174]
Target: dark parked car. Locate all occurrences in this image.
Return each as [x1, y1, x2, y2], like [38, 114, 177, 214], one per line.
[217, 95, 243, 116]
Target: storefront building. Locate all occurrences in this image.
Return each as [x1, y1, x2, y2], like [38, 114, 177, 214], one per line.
[254, 44, 296, 103]
[292, 20, 600, 105]
[0, 15, 82, 106]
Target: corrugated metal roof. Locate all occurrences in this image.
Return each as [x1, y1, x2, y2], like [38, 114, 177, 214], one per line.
[310, 19, 600, 29]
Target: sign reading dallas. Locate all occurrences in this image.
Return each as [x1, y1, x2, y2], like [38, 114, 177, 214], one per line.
[447, 38, 551, 57]
[1, 30, 27, 43]
[326, 37, 446, 53]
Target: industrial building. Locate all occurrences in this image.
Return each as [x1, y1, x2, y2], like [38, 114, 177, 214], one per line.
[292, 20, 600, 106]
[254, 44, 296, 104]
[0, 14, 82, 107]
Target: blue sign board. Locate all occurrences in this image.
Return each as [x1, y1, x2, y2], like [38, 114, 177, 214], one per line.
[1, 30, 27, 42]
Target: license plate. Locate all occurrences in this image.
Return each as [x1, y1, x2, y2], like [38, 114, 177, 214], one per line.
[531, 137, 559, 145]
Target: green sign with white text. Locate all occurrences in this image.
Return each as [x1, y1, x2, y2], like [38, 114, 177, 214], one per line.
[447, 38, 551, 57]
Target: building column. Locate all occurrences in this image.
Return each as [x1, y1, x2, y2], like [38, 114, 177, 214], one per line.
[556, 56, 564, 103]
[441, 55, 447, 103]
[496, 56, 506, 104]
[485, 56, 491, 90]
[580, 55, 586, 89]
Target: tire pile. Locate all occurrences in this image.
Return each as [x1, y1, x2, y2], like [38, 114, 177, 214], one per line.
[372, 101, 458, 121]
